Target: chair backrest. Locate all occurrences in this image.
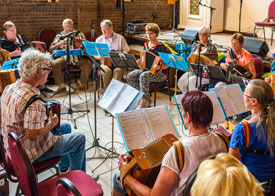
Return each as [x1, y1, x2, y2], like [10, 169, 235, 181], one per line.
[0, 49, 9, 66]
[253, 56, 263, 79]
[8, 132, 39, 196]
[268, 1, 275, 19]
[38, 28, 57, 51]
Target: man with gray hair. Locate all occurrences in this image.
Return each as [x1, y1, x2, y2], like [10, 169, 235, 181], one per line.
[50, 18, 92, 95]
[95, 19, 130, 92]
[1, 48, 87, 173]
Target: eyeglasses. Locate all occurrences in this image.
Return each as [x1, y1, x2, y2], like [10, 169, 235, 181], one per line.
[6, 28, 16, 32]
[242, 93, 254, 99]
[41, 67, 52, 71]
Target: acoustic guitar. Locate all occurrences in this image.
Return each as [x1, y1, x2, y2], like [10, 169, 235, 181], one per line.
[139, 50, 163, 74]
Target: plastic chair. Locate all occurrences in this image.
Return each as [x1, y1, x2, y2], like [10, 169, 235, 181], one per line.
[8, 132, 103, 196]
[254, 1, 275, 45]
[38, 28, 57, 51]
[0, 135, 60, 195]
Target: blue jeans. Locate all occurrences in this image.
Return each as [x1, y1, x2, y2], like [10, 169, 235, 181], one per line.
[33, 122, 86, 172]
[51, 122, 71, 171]
[113, 170, 125, 194]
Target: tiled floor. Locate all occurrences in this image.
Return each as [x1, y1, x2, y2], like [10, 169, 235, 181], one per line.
[6, 33, 275, 196]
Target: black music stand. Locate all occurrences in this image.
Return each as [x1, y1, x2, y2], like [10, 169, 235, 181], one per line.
[190, 63, 226, 85]
[62, 35, 90, 129]
[108, 51, 139, 69]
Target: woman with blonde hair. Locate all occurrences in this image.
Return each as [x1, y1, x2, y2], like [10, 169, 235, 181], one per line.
[229, 79, 275, 195]
[191, 153, 263, 196]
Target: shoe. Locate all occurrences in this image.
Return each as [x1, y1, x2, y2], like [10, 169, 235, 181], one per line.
[59, 168, 70, 175]
[53, 86, 66, 95]
[90, 172, 99, 182]
[40, 87, 54, 93]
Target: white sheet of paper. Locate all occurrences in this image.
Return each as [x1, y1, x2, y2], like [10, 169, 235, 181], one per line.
[107, 84, 139, 115]
[210, 86, 235, 117]
[143, 105, 179, 139]
[116, 109, 153, 150]
[204, 91, 226, 124]
[98, 79, 124, 111]
[225, 84, 248, 115]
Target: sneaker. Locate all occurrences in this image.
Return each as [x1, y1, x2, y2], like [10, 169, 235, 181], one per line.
[59, 168, 70, 175]
[40, 87, 54, 93]
[90, 173, 99, 182]
[53, 86, 66, 95]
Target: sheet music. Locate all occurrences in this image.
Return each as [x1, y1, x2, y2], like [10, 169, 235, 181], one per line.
[116, 110, 153, 150]
[143, 105, 179, 139]
[204, 91, 226, 124]
[98, 79, 124, 111]
[225, 84, 248, 115]
[107, 84, 139, 116]
[210, 86, 235, 117]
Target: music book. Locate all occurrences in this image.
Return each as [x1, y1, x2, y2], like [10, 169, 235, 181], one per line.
[158, 52, 189, 71]
[174, 91, 226, 126]
[82, 41, 110, 57]
[52, 49, 83, 57]
[115, 105, 180, 151]
[1, 58, 19, 70]
[98, 79, 143, 116]
[108, 51, 139, 69]
[210, 84, 248, 118]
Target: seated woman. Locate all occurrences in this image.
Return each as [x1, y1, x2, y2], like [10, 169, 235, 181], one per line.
[126, 23, 170, 108]
[112, 90, 227, 196]
[191, 153, 264, 196]
[216, 33, 256, 87]
[177, 26, 217, 93]
[229, 79, 275, 195]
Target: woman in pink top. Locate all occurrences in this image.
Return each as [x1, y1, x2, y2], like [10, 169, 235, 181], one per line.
[220, 33, 256, 79]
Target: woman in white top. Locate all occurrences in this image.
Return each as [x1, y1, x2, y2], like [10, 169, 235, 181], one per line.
[112, 90, 227, 196]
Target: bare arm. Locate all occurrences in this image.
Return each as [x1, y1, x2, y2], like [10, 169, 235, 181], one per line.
[123, 166, 178, 196]
[49, 40, 67, 52]
[247, 59, 256, 79]
[26, 113, 58, 141]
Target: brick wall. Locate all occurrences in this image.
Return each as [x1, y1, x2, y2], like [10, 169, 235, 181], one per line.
[0, 0, 173, 42]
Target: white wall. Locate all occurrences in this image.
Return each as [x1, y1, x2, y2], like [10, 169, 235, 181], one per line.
[224, 0, 273, 38]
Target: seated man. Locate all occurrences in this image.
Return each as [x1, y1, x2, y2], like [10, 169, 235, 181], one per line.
[95, 19, 130, 92]
[1, 48, 86, 173]
[112, 90, 228, 196]
[50, 18, 92, 95]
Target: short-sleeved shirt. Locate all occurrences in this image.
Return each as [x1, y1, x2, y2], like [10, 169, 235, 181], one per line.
[96, 32, 130, 52]
[161, 132, 227, 196]
[230, 122, 275, 182]
[51, 30, 86, 66]
[1, 80, 58, 163]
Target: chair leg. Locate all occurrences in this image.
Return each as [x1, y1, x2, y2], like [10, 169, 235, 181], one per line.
[271, 27, 274, 45]
[263, 26, 266, 42]
[254, 25, 256, 37]
[154, 86, 157, 107]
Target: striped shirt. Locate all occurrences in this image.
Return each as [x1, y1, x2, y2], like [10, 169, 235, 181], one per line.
[1, 80, 57, 162]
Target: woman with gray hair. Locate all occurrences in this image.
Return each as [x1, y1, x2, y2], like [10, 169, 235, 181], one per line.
[177, 26, 217, 92]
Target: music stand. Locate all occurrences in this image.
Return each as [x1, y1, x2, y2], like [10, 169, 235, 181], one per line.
[82, 41, 110, 57]
[190, 63, 226, 84]
[108, 51, 139, 69]
[60, 36, 90, 129]
[158, 52, 189, 95]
